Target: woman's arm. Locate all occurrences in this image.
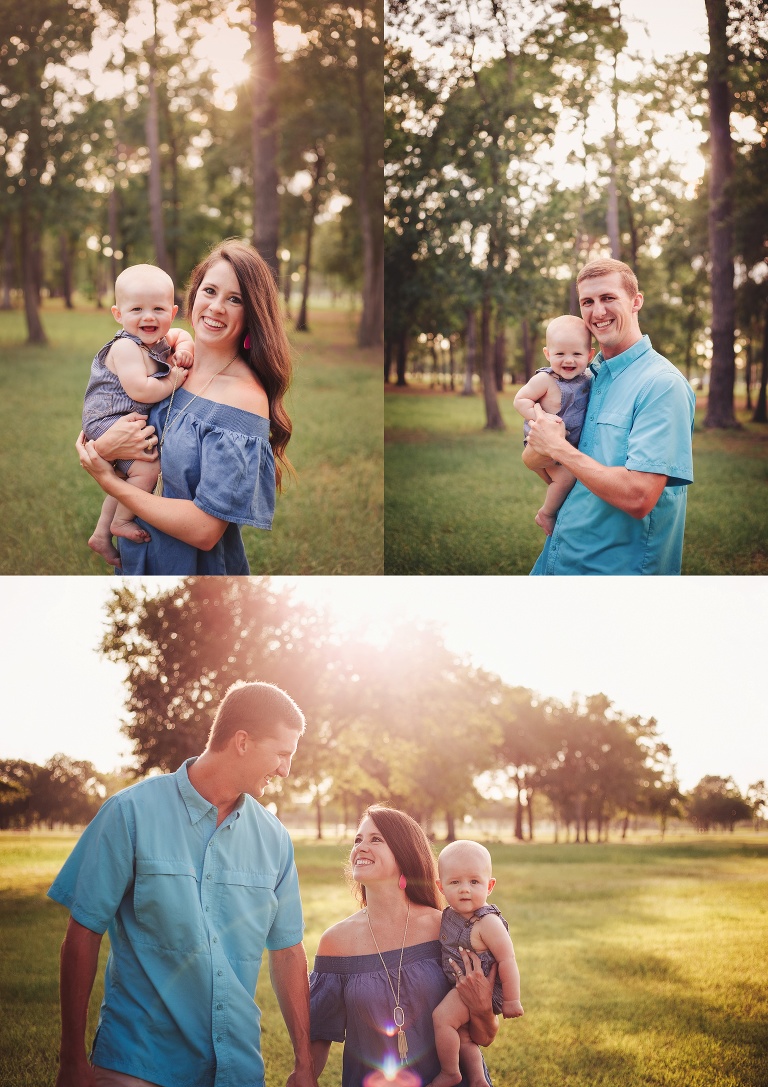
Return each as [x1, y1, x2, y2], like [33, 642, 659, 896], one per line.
[91, 413, 158, 463]
[77, 434, 227, 550]
[452, 947, 499, 1047]
[310, 1040, 332, 1078]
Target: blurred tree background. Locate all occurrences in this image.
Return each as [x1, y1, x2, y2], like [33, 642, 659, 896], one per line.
[384, 0, 768, 429]
[0, 0, 384, 345]
[1, 577, 763, 838]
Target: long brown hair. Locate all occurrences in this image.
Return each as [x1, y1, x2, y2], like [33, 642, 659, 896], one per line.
[351, 805, 441, 910]
[186, 239, 294, 490]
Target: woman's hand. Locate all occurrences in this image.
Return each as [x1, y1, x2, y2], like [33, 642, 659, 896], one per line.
[76, 433, 123, 493]
[452, 947, 498, 1047]
[92, 412, 158, 463]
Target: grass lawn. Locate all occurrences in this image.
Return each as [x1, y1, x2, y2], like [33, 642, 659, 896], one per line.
[384, 385, 768, 575]
[0, 303, 382, 575]
[2, 831, 767, 1086]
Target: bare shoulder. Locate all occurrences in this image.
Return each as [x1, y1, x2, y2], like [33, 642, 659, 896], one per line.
[316, 912, 365, 957]
[108, 336, 144, 369]
[409, 904, 444, 943]
[216, 363, 270, 418]
[475, 911, 515, 949]
[515, 370, 555, 400]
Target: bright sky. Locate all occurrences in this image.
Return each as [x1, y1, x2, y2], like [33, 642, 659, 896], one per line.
[0, 578, 764, 796]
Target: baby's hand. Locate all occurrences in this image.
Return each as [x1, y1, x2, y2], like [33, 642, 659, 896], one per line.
[502, 999, 524, 1019]
[173, 347, 194, 369]
[168, 365, 189, 386]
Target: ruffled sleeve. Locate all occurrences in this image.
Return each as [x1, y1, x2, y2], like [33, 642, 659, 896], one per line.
[309, 967, 347, 1043]
[193, 425, 276, 530]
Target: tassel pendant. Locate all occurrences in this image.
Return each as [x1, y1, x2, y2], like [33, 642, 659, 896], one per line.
[153, 471, 163, 497]
[394, 1006, 407, 1062]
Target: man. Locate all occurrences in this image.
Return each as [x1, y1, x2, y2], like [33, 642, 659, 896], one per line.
[48, 681, 318, 1087]
[526, 258, 696, 575]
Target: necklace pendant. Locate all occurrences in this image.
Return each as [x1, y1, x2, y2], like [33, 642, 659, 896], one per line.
[397, 1027, 408, 1062]
[153, 471, 164, 497]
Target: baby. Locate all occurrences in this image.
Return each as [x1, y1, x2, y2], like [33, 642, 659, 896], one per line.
[82, 265, 194, 566]
[429, 840, 523, 1087]
[513, 314, 594, 536]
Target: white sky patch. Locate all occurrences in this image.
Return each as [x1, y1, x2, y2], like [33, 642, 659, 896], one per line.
[0, 578, 764, 800]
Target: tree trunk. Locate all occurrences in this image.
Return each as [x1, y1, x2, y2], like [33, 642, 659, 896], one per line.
[526, 787, 534, 841]
[146, 3, 169, 275]
[493, 316, 506, 393]
[521, 318, 535, 382]
[315, 794, 323, 841]
[448, 338, 456, 391]
[753, 304, 768, 423]
[354, 2, 383, 347]
[704, 0, 739, 428]
[59, 233, 74, 309]
[250, 0, 280, 278]
[20, 201, 46, 344]
[296, 147, 325, 333]
[0, 221, 13, 310]
[461, 308, 476, 395]
[396, 332, 407, 386]
[481, 288, 505, 429]
[108, 186, 120, 291]
[607, 51, 621, 258]
[445, 810, 456, 843]
[385, 338, 393, 383]
[514, 772, 524, 841]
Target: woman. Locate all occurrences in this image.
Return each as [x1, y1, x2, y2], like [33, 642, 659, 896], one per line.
[77, 240, 293, 574]
[310, 806, 497, 1086]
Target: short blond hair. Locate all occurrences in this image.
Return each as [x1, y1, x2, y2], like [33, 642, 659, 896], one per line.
[114, 264, 175, 306]
[545, 314, 592, 349]
[577, 258, 639, 299]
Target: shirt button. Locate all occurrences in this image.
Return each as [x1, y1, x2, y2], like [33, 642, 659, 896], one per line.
[217, 1003, 223, 1010]
[205, 906, 210, 912]
[206, 874, 212, 880]
[217, 1035, 223, 1042]
[217, 969, 223, 976]
[213, 937, 218, 943]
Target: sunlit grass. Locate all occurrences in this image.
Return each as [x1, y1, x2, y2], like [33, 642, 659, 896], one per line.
[384, 386, 768, 575]
[0, 303, 382, 575]
[3, 832, 767, 1087]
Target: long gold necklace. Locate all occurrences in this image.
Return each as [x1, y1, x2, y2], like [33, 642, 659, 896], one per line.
[365, 900, 410, 1063]
[153, 352, 238, 497]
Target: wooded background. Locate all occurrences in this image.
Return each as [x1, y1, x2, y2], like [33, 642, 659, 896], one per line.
[0, 0, 384, 343]
[1, 578, 764, 839]
[384, 0, 768, 431]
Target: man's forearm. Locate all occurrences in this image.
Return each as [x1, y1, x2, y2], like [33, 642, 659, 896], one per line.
[268, 944, 317, 1085]
[546, 441, 666, 519]
[56, 918, 103, 1086]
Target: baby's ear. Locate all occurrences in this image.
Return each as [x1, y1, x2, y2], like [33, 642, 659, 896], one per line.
[111, 305, 121, 323]
[542, 347, 550, 362]
[487, 877, 497, 894]
[436, 879, 444, 895]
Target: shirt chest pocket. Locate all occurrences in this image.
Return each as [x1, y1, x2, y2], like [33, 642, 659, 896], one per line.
[215, 869, 279, 959]
[593, 410, 632, 466]
[133, 859, 205, 952]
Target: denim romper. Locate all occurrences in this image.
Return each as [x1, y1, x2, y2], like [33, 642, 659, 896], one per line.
[439, 904, 509, 1014]
[82, 330, 172, 473]
[523, 366, 591, 448]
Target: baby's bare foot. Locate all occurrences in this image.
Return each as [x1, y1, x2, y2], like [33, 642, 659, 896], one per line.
[535, 508, 557, 536]
[88, 531, 122, 567]
[427, 1073, 462, 1087]
[111, 516, 151, 543]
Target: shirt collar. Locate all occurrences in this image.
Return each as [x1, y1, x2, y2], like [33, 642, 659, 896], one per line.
[590, 334, 651, 379]
[175, 757, 246, 826]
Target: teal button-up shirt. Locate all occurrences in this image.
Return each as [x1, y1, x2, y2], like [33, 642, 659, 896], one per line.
[48, 759, 304, 1087]
[530, 335, 695, 576]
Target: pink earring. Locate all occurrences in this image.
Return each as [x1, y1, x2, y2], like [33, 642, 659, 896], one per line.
[398, 874, 407, 891]
[244, 334, 251, 350]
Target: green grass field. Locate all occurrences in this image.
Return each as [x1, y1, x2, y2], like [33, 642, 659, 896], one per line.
[0, 303, 382, 575]
[2, 832, 767, 1086]
[384, 386, 768, 575]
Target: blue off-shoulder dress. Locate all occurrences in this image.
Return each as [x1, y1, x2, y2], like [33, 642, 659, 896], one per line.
[310, 940, 493, 1087]
[117, 388, 276, 575]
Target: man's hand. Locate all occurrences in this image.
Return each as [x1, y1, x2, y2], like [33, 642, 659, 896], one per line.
[525, 403, 569, 460]
[55, 1056, 98, 1087]
[285, 1064, 319, 1087]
